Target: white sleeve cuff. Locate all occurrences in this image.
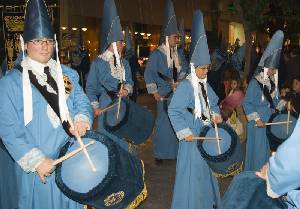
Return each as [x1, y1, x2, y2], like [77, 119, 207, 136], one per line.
[176, 128, 193, 140]
[212, 112, 221, 119]
[276, 100, 287, 111]
[91, 101, 99, 109]
[74, 113, 91, 126]
[146, 83, 158, 94]
[246, 112, 260, 122]
[266, 167, 281, 198]
[17, 148, 46, 173]
[124, 84, 133, 94]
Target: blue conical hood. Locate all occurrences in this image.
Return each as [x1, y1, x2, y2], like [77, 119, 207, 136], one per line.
[100, 0, 123, 53]
[23, 0, 54, 42]
[230, 44, 246, 72]
[125, 27, 135, 58]
[178, 18, 185, 49]
[125, 27, 133, 52]
[161, 0, 178, 39]
[258, 30, 284, 69]
[190, 10, 210, 67]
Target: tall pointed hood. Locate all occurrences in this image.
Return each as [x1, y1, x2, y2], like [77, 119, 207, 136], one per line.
[23, 0, 54, 42]
[190, 10, 210, 67]
[178, 18, 185, 50]
[230, 44, 246, 72]
[161, 0, 178, 40]
[125, 27, 135, 59]
[258, 30, 284, 69]
[100, 0, 123, 53]
[257, 30, 284, 101]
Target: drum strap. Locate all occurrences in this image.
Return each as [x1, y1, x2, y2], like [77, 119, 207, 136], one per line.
[255, 79, 275, 109]
[15, 65, 72, 136]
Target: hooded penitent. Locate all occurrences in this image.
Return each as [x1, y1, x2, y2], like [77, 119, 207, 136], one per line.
[189, 10, 211, 119]
[256, 30, 284, 100]
[21, 0, 69, 126]
[100, 0, 125, 81]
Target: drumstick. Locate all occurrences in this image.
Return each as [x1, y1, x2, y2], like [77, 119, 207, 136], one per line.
[214, 122, 221, 155]
[69, 120, 97, 172]
[287, 101, 291, 134]
[191, 136, 222, 141]
[116, 83, 123, 119]
[255, 121, 292, 127]
[99, 103, 118, 114]
[52, 140, 95, 166]
[160, 98, 171, 101]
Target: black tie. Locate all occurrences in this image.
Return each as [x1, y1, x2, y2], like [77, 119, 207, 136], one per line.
[199, 82, 209, 108]
[44, 66, 58, 93]
[173, 60, 178, 82]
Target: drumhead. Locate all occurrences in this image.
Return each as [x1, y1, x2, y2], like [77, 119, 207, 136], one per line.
[55, 131, 117, 202]
[267, 110, 299, 150]
[198, 122, 238, 162]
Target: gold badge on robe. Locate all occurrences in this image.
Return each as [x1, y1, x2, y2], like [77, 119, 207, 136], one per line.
[63, 75, 72, 95]
[104, 191, 125, 206]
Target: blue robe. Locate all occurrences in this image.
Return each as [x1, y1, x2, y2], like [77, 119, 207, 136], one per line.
[243, 78, 279, 171]
[86, 55, 134, 153]
[144, 47, 189, 159]
[266, 118, 300, 209]
[0, 65, 93, 209]
[168, 78, 221, 209]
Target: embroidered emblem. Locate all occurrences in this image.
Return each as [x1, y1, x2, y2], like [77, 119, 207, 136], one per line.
[227, 162, 240, 173]
[63, 75, 72, 95]
[104, 191, 125, 206]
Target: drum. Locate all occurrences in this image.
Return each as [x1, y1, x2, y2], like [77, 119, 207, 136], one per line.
[219, 171, 287, 209]
[197, 122, 243, 178]
[103, 98, 155, 145]
[267, 110, 299, 151]
[55, 131, 147, 209]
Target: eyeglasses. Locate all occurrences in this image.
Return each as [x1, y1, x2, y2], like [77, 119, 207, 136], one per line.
[29, 39, 56, 46]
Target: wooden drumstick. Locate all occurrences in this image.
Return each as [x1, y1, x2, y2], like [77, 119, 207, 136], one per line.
[255, 121, 292, 127]
[69, 120, 97, 172]
[214, 122, 221, 154]
[191, 136, 222, 141]
[53, 140, 95, 166]
[116, 83, 124, 119]
[287, 101, 291, 134]
[99, 103, 118, 114]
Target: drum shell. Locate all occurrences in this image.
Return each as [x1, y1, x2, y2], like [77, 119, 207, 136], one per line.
[197, 122, 243, 177]
[104, 99, 155, 145]
[55, 131, 147, 209]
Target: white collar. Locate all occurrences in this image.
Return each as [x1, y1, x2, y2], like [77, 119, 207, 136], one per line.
[99, 50, 114, 61]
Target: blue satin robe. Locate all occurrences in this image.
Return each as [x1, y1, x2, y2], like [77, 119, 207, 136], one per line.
[144, 48, 189, 159]
[243, 79, 279, 171]
[0, 65, 93, 209]
[168, 79, 221, 209]
[86, 56, 134, 152]
[267, 118, 300, 209]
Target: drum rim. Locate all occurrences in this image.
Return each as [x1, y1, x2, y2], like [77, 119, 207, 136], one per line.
[267, 110, 299, 146]
[103, 98, 129, 130]
[197, 122, 239, 162]
[55, 130, 118, 203]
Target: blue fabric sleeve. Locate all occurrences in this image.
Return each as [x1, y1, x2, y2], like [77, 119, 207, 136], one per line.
[168, 80, 193, 140]
[86, 59, 103, 107]
[144, 52, 159, 94]
[267, 118, 300, 195]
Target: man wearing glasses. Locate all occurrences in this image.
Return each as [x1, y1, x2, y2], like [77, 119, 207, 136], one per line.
[0, 0, 92, 209]
[144, 0, 188, 164]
